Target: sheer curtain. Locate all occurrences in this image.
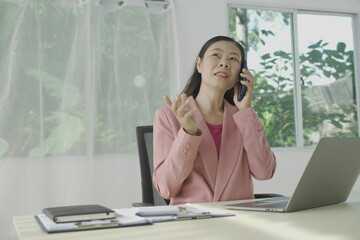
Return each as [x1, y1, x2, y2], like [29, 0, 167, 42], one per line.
[0, 0, 176, 239]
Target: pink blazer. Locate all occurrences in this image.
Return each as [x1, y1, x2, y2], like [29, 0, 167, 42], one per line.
[153, 96, 276, 205]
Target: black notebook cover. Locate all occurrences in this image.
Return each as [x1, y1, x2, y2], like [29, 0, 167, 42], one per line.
[43, 204, 116, 223]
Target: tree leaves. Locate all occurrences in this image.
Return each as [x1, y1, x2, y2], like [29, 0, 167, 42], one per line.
[0, 138, 9, 157]
[229, 8, 356, 146]
[29, 112, 84, 157]
[308, 40, 329, 49]
[25, 68, 81, 109]
[337, 42, 346, 53]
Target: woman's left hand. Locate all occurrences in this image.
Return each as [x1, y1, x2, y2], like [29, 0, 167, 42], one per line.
[233, 68, 255, 109]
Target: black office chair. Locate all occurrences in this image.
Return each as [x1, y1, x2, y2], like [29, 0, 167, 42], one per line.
[133, 125, 169, 207]
[133, 125, 282, 207]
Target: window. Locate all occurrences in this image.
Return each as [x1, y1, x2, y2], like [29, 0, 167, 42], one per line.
[228, 6, 358, 147]
[0, 0, 175, 158]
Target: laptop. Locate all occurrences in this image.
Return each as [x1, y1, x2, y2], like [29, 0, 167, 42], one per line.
[224, 137, 360, 212]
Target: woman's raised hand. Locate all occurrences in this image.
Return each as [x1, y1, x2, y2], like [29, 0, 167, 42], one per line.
[164, 93, 198, 135]
[233, 68, 255, 109]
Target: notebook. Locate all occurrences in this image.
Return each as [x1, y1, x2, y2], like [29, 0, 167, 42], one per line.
[224, 137, 360, 212]
[42, 204, 116, 223]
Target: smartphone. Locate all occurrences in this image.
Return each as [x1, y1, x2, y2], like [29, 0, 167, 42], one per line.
[237, 60, 248, 102]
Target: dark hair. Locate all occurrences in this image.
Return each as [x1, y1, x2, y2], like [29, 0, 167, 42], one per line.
[181, 36, 246, 105]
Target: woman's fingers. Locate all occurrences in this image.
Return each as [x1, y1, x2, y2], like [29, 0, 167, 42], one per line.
[183, 107, 196, 120]
[164, 96, 172, 108]
[241, 68, 254, 84]
[164, 94, 191, 119]
[180, 93, 187, 103]
[177, 98, 190, 117]
[164, 94, 197, 134]
[170, 95, 180, 114]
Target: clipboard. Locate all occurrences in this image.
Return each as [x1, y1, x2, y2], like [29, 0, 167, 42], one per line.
[134, 204, 234, 223]
[35, 210, 152, 233]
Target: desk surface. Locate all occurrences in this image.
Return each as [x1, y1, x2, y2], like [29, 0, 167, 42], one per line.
[14, 192, 360, 240]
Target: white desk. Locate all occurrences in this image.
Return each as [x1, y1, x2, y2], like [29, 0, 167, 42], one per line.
[13, 192, 360, 240]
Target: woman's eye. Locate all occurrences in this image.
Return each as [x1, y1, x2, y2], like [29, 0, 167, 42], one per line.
[230, 57, 239, 62]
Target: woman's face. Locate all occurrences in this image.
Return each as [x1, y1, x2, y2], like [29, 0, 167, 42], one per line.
[196, 40, 242, 93]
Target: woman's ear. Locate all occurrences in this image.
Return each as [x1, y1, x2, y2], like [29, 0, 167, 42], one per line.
[196, 57, 202, 73]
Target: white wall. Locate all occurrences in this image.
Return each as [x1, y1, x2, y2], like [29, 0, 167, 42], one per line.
[2, 155, 142, 240]
[258, 148, 360, 195]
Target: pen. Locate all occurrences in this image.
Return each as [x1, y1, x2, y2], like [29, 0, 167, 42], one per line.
[179, 206, 210, 214]
[176, 214, 212, 220]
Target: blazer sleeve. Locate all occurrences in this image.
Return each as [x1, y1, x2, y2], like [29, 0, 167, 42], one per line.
[152, 107, 202, 199]
[233, 107, 276, 180]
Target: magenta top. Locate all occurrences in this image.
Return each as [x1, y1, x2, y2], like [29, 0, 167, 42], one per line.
[206, 122, 223, 159]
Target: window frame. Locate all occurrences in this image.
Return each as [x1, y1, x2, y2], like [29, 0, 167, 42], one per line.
[227, 3, 360, 148]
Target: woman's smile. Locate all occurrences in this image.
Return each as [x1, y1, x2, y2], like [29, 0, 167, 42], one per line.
[214, 71, 229, 78]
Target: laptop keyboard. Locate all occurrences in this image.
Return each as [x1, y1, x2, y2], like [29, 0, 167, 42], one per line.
[252, 197, 289, 208]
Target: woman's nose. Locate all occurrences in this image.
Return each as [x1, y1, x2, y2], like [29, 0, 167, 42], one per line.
[219, 60, 230, 69]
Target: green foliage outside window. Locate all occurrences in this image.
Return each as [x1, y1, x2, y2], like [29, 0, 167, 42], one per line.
[229, 7, 357, 147]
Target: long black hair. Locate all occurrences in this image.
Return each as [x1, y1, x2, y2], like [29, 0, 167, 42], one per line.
[181, 36, 246, 106]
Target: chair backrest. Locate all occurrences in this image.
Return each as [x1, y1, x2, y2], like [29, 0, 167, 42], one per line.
[136, 125, 168, 206]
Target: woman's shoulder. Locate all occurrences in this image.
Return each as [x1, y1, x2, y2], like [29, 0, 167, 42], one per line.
[155, 105, 172, 116]
[154, 105, 181, 132]
[154, 105, 178, 123]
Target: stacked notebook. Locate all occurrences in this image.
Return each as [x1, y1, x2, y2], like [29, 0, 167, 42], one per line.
[42, 204, 116, 223]
[37, 204, 151, 233]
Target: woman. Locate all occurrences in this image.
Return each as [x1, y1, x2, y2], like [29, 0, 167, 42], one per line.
[153, 36, 276, 205]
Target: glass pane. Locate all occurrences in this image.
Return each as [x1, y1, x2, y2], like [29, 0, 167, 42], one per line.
[298, 13, 357, 145]
[229, 8, 296, 147]
[94, 5, 173, 155]
[0, 1, 174, 158]
[0, 2, 89, 157]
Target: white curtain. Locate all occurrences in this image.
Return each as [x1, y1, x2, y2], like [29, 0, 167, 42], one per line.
[0, 0, 176, 239]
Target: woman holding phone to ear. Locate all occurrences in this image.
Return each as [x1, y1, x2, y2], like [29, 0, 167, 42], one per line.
[153, 36, 276, 205]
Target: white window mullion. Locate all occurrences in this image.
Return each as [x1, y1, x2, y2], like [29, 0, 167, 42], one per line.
[85, 3, 94, 158]
[291, 10, 304, 147]
[353, 14, 360, 137]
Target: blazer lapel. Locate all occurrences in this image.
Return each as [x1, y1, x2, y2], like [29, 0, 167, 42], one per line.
[213, 101, 241, 201]
[189, 97, 218, 192]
